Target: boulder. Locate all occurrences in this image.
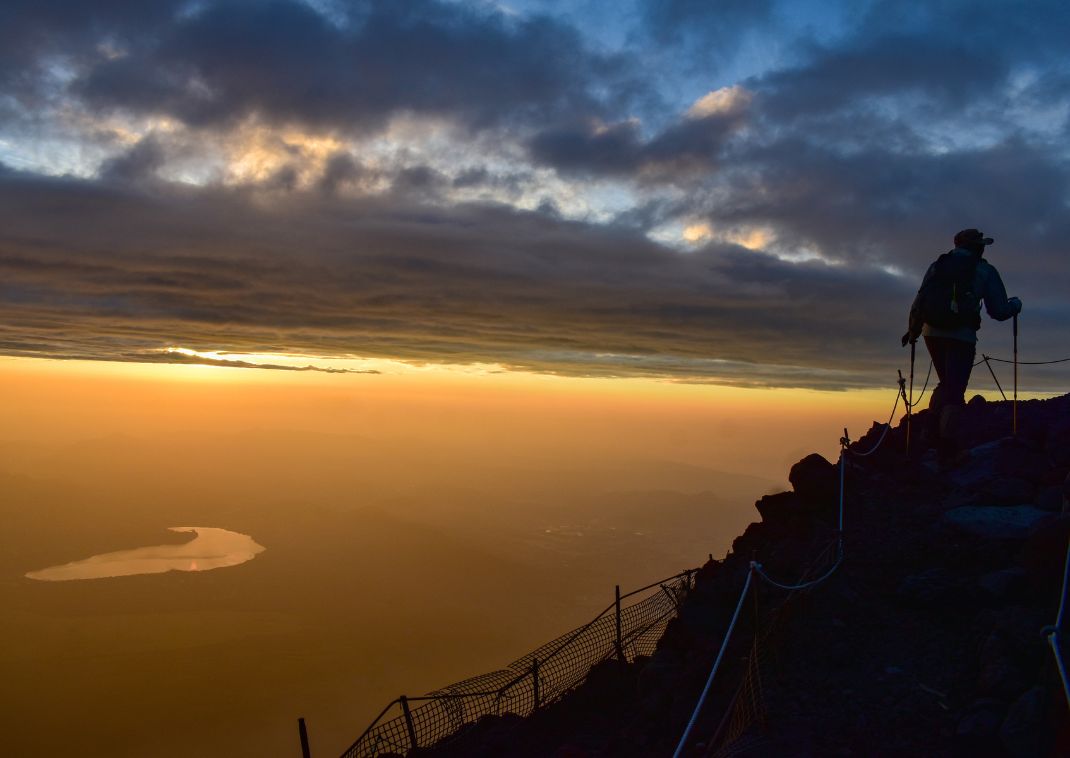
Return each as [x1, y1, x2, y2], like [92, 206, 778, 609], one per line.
[955, 699, 1006, 745]
[976, 656, 1027, 698]
[973, 477, 1036, 506]
[1022, 515, 1070, 590]
[789, 453, 838, 506]
[1047, 418, 1070, 468]
[951, 438, 1049, 488]
[1035, 485, 1064, 512]
[896, 568, 967, 608]
[637, 647, 682, 701]
[999, 686, 1050, 758]
[977, 568, 1027, 600]
[755, 491, 803, 523]
[942, 505, 1054, 540]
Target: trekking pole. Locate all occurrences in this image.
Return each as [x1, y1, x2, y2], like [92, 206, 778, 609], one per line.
[1013, 314, 1019, 436]
[907, 340, 915, 458]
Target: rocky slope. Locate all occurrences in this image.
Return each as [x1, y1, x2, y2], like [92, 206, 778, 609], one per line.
[421, 392, 1070, 757]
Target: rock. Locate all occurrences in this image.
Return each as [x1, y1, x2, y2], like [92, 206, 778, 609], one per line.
[1022, 515, 1070, 591]
[942, 505, 1054, 539]
[973, 477, 1036, 506]
[999, 686, 1050, 758]
[637, 647, 682, 700]
[755, 491, 803, 523]
[1047, 419, 1070, 467]
[956, 699, 1005, 743]
[977, 568, 1026, 600]
[951, 438, 1050, 488]
[1035, 485, 1064, 512]
[976, 660, 1025, 700]
[968, 394, 987, 407]
[789, 453, 838, 506]
[897, 568, 964, 607]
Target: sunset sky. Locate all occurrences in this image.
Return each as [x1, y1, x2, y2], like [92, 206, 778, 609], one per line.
[1, 0, 1066, 390]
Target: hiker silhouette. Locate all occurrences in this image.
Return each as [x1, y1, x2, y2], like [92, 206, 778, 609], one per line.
[903, 229, 1022, 463]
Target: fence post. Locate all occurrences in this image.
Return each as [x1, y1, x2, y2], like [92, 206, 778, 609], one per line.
[615, 585, 625, 662]
[1013, 314, 1019, 436]
[532, 657, 540, 711]
[400, 695, 418, 752]
[297, 717, 311, 758]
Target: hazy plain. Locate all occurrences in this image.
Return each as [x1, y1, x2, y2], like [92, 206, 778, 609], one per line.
[0, 357, 896, 757]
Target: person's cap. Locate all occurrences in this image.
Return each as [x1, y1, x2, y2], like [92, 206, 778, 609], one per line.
[954, 228, 994, 247]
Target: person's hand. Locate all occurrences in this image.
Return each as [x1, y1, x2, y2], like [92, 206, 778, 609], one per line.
[1008, 296, 1022, 314]
[901, 331, 915, 347]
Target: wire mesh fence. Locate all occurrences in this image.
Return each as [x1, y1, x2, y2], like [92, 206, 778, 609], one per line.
[705, 538, 839, 758]
[339, 570, 695, 758]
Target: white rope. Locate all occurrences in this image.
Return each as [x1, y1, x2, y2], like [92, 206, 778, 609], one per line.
[838, 447, 845, 533]
[755, 450, 847, 594]
[1047, 634, 1070, 711]
[1057, 536, 1070, 631]
[908, 359, 934, 408]
[675, 424, 852, 750]
[848, 388, 901, 458]
[1045, 536, 1070, 710]
[753, 548, 843, 592]
[672, 566, 755, 758]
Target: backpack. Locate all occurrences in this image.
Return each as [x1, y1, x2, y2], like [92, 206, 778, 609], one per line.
[918, 251, 982, 330]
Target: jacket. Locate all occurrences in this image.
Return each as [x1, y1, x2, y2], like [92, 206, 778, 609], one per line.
[908, 247, 1021, 343]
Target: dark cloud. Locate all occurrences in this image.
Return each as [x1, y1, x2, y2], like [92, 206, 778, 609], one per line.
[0, 168, 951, 389]
[529, 105, 749, 180]
[695, 138, 1068, 266]
[0, 1, 185, 95]
[753, 0, 1070, 122]
[640, 0, 777, 64]
[98, 135, 167, 183]
[39, 0, 636, 134]
[318, 152, 366, 194]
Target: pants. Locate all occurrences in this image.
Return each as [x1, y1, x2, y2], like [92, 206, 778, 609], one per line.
[924, 336, 976, 446]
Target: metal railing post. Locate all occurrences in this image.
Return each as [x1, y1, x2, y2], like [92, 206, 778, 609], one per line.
[614, 585, 625, 662]
[297, 717, 311, 758]
[1013, 314, 1019, 436]
[907, 341, 915, 458]
[532, 657, 540, 711]
[400, 695, 418, 752]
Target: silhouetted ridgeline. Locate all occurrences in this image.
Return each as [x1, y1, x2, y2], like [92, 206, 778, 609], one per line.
[404, 393, 1070, 757]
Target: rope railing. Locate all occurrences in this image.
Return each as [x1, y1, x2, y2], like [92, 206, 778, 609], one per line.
[1043, 535, 1070, 710]
[672, 568, 755, 758]
[980, 354, 1008, 400]
[673, 421, 862, 755]
[752, 428, 849, 592]
[848, 385, 903, 457]
[338, 569, 696, 757]
[985, 355, 1070, 366]
[906, 359, 933, 409]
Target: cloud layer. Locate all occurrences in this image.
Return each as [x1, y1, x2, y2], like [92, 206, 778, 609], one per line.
[0, 0, 1067, 389]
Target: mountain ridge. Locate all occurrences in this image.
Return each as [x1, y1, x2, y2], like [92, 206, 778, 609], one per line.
[411, 392, 1070, 757]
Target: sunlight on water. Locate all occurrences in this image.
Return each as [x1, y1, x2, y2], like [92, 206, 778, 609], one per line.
[25, 527, 265, 581]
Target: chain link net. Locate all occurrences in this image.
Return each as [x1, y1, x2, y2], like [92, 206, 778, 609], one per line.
[341, 572, 693, 757]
